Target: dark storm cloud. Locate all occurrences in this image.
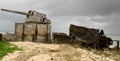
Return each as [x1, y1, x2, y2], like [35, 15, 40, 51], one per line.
[0, 0, 120, 34]
[28, 0, 120, 16]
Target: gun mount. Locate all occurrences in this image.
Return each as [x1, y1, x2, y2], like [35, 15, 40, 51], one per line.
[1, 8, 50, 23]
[1, 8, 51, 42]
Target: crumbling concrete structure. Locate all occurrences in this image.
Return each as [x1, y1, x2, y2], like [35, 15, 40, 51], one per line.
[52, 24, 113, 49]
[1, 8, 51, 42]
[52, 33, 73, 44]
[69, 24, 113, 49]
[69, 24, 99, 47]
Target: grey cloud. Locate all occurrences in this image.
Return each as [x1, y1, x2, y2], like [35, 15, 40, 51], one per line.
[0, 12, 25, 22]
[0, 0, 120, 35]
[28, 0, 120, 16]
[0, 21, 15, 33]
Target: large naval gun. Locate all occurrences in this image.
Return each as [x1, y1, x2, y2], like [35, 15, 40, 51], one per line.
[1, 8, 50, 23]
[1, 8, 51, 42]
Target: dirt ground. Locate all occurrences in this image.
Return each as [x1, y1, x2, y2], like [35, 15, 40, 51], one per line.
[0, 42, 119, 61]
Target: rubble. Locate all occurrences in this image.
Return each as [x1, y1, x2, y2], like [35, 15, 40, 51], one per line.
[69, 24, 113, 49]
[52, 33, 73, 44]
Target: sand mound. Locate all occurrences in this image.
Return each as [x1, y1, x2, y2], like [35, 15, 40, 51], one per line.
[0, 42, 118, 61]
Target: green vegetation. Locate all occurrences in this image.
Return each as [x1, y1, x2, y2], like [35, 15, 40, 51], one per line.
[0, 41, 22, 59]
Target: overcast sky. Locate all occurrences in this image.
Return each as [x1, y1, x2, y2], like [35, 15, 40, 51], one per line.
[0, 0, 120, 35]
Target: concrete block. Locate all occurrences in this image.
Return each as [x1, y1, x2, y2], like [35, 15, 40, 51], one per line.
[2, 33, 22, 41]
[36, 35, 46, 42]
[47, 24, 51, 35]
[15, 23, 24, 34]
[2, 33, 14, 41]
[37, 24, 47, 35]
[24, 35, 34, 42]
[52, 33, 72, 44]
[24, 23, 36, 34]
[14, 35, 22, 41]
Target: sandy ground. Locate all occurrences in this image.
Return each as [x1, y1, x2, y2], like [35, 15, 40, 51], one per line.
[0, 42, 118, 61]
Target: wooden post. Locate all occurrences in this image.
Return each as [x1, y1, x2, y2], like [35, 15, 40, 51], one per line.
[117, 41, 119, 51]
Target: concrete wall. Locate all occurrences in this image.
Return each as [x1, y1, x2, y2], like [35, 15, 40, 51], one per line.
[14, 23, 51, 42]
[52, 33, 73, 44]
[24, 35, 34, 42]
[36, 35, 46, 42]
[2, 33, 22, 41]
[47, 24, 51, 42]
[24, 23, 36, 34]
[14, 35, 22, 41]
[69, 24, 99, 37]
[15, 23, 24, 34]
[14, 10, 51, 42]
[37, 24, 47, 35]
[69, 24, 99, 44]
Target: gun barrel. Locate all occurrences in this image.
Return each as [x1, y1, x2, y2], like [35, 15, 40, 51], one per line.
[1, 8, 28, 15]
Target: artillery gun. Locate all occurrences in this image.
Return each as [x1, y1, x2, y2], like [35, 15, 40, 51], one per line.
[1, 8, 51, 23]
[1, 8, 51, 42]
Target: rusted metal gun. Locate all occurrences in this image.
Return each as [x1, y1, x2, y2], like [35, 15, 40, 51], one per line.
[1, 8, 28, 15]
[1, 8, 50, 23]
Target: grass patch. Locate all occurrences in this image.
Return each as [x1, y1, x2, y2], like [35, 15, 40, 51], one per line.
[0, 41, 22, 59]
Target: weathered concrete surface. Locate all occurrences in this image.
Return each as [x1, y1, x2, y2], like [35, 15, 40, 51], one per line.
[3, 34, 14, 41]
[52, 33, 73, 44]
[69, 24, 113, 49]
[69, 24, 99, 44]
[2, 33, 22, 41]
[15, 23, 24, 34]
[24, 23, 36, 34]
[24, 35, 34, 42]
[36, 35, 46, 42]
[69, 24, 99, 37]
[26, 11, 46, 23]
[47, 24, 51, 42]
[43, 19, 51, 24]
[37, 24, 47, 35]
[14, 35, 23, 41]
